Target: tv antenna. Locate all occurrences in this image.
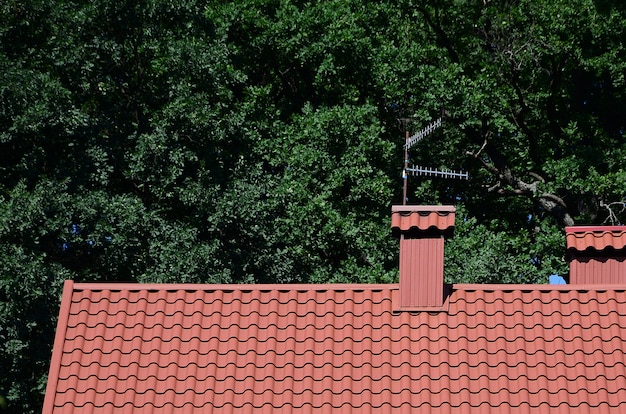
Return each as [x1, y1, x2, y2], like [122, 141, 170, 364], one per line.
[399, 115, 468, 205]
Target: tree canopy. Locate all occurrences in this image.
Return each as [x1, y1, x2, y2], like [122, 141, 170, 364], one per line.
[1, 0, 625, 412]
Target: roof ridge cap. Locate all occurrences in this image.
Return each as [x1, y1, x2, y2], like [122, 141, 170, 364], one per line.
[71, 282, 399, 291]
[71, 281, 626, 292]
[453, 283, 626, 291]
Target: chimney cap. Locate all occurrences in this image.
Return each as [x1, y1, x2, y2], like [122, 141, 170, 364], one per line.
[391, 205, 455, 237]
[566, 226, 626, 253]
[566, 225, 626, 233]
[391, 205, 456, 213]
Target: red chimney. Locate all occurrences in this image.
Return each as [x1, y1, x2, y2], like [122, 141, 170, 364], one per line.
[566, 226, 626, 284]
[391, 205, 455, 309]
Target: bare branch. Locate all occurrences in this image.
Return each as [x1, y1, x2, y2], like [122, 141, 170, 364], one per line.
[528, 172, 545, 183]
[600, 201, 626, 225]
[495, 187, 531, 196]
[539, 193, 567, 208]
[467, 139, 500, 175]
[487, 181, 501, 192]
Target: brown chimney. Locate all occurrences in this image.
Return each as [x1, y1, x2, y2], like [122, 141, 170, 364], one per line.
[566, 226, 626, 284]
[391, 205, 455, 309]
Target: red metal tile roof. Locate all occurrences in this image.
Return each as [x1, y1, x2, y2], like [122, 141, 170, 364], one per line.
[566, 226, 626, 252]
[44, 281, 626, 413]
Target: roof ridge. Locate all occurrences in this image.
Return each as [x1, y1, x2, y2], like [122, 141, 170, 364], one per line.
[72, 282, 398, 291]
[70, 281, 626, 292]
[452, 283, 626, 291]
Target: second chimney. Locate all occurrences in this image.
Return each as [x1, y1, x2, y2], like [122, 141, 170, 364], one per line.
[391, 205, 455, 309]
[566, 226, 626, 284]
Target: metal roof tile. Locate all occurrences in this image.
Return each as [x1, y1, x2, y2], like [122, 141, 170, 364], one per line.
[43, 281, 626, 413]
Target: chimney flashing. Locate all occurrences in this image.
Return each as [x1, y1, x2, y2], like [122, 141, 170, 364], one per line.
[392, 284, 453, 313]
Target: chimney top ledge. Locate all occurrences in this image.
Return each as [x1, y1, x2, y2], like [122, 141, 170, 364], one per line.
[566, 226, 626, 234]
[392, 205, 456, 213]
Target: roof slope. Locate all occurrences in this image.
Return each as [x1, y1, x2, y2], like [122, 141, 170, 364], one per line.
[44, 281, 626, 413]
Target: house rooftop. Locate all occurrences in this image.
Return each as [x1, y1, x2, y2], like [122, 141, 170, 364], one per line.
[42, 207, 626, 413]
[43, 280, 626, 413]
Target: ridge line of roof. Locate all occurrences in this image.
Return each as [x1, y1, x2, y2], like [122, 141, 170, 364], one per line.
[70, 281, 626, 292]
[71, 282, 398, 291]
[453, 283, 626, 291]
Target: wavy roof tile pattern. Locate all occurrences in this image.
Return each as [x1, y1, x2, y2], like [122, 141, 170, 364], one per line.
[44, 281, 626, 414]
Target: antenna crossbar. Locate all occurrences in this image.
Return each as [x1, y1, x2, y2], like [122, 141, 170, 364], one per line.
[405, 165, 468, 180]
[404, 117, 442, 149]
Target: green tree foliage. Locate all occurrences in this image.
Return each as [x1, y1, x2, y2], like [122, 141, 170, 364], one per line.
[1, 0, 626, 412]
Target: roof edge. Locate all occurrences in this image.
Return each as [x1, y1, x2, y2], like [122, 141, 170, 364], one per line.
[42, 280, 75, 414]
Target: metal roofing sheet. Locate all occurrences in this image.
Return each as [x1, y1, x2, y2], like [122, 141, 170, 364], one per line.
[44, 281, 626, 413]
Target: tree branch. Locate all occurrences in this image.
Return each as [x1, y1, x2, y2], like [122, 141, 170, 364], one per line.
[415, 6, 460, 64]
[539, 193, 567, 209]
[461, 120, 574, 226]
[600, 200, 626, 225]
